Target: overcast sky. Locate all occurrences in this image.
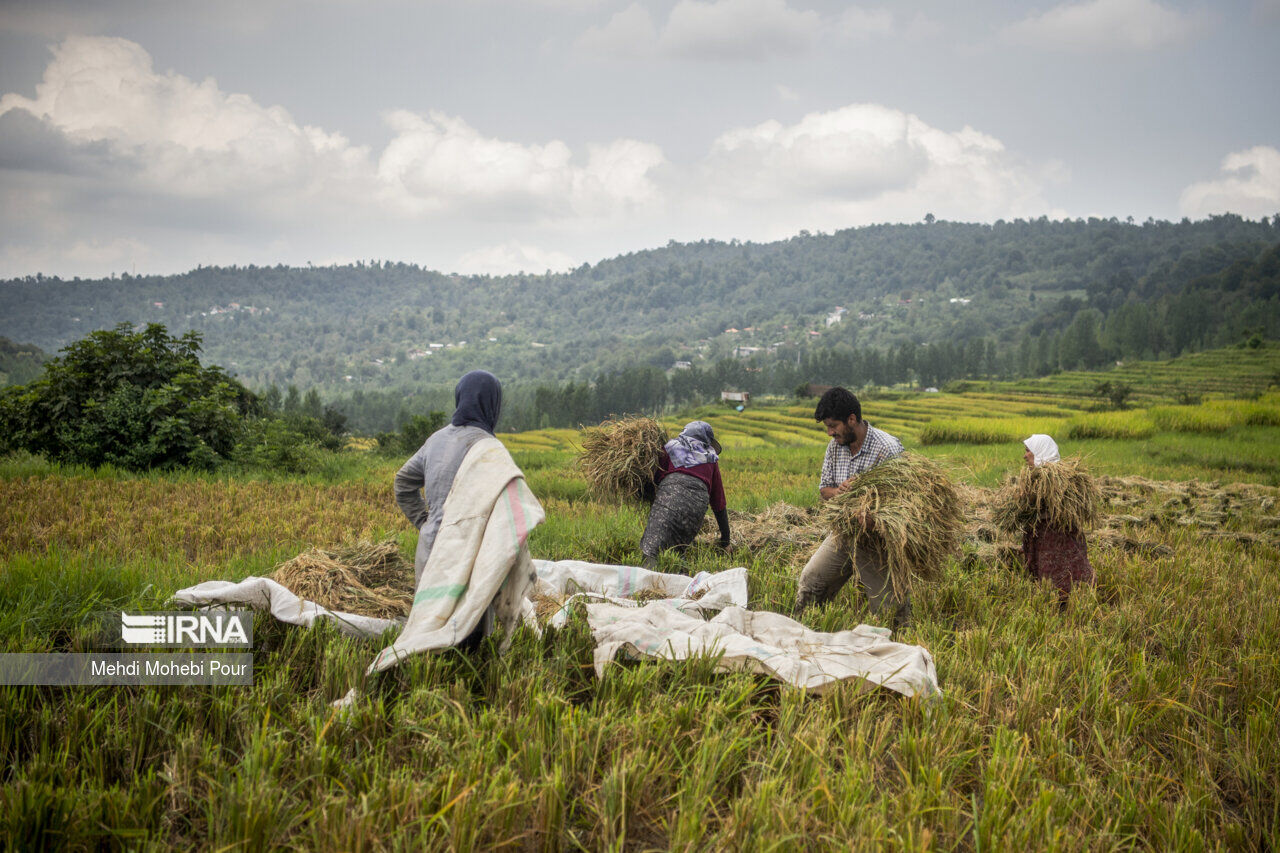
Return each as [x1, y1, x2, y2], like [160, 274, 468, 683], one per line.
[1, 0, 1277, 279]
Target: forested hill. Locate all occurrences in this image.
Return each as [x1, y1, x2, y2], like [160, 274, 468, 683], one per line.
[2, 215, 1278, 400]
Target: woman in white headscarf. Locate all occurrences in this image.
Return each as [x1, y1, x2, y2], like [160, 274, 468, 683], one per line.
[1020, 434, 1095, 601]
[639, 421, 731, 570]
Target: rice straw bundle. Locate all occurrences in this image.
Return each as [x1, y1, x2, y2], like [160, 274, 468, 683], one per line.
[710, 502, 823, 552]
[529, 592, 566, 620]
[818, 454, 964, 599]
[270, 538, 414, 619]
[577, 416, 669, 502]
[992, 456, 1101, 535]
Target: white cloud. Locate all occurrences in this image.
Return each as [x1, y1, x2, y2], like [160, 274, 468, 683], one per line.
[901, 12, 943, 40]
[455, 240, 576, 274]
[836, 7, 894, 39]
[0, 235, 149, 279]
[575, 1, 932, 61]
[522, 0, 606, 8]
[1002, 0, 1197, 50]
[660, 0, 821, 59]
[377, 110, 665, 218]
[774, 84, 800, 101]
[0, 36, 671, 276]
[574, 3, 658, 58]
[0, 37, 1068, 279]
[697, 103, 1060, 234]
[1179, 146, 1280, 219]
[454, 242, 577, 276]
[63, 236, 152, 268]
[1, 35, 666, 224]
[0, 35, 372, 204]
[576, 0, 821, 61]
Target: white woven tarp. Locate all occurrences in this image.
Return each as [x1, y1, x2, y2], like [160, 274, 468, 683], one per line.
[587, 602, 941, 697]
[532, 560, 747, 626]
[171, 560, 748, 639]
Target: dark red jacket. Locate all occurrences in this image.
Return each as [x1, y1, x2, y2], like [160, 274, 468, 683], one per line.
[656, 451, 727, 512]
[1023, 521, 1095, 600]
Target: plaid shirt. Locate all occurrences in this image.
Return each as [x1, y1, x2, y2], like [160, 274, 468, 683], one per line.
[819, 423, 904, 489]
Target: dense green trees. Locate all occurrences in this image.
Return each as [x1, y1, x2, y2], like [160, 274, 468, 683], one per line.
[0, 324, 256, 469]
[0, 337, 46, 386]
[0, 324, 368, 472]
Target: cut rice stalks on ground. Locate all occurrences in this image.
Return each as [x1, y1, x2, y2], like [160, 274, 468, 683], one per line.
[819, 454, 964, 600]
[271, 538, 414, 620]
[577, 416, 669, 503]
[992, 456, 1102, 536]
[702, 502, 824, 555]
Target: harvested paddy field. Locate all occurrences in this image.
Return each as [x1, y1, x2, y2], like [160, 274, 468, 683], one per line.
[2, 383, 1279, 849]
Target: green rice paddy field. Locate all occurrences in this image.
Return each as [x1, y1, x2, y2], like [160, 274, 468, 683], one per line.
[3, 345, 1280, 850]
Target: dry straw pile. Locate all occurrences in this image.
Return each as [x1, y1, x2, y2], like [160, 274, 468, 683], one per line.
[709, 503, 824, 555]
[271, 538, 414, 620]
[577, 416, 669, 502]
[992, 456, 1102, 535]
[819, 454, 964, 598]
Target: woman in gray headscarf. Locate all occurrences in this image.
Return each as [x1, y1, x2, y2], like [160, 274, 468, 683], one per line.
[639, 420, 731, 570]
[395, 370, 504, 584]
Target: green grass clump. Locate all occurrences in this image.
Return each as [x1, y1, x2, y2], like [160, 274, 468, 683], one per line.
[1149, 405, 1236, 433]
[919, 417, 1062, 446]
[1065, 409, 1157, 440]
[1205, 394, 1280, 427]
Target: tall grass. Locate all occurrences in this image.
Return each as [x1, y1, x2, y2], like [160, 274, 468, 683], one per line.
[1148, 405, 1236, 433]
[1065, 409, 1156, 440]
[919, 417, 1063, 446]
[1206, 393, 1280, 427]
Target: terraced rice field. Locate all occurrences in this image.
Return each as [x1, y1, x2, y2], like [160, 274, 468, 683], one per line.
[3, 352, 1279, 849]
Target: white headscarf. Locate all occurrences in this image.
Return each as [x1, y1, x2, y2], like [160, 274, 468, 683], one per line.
[1023, 434, 1060, 466]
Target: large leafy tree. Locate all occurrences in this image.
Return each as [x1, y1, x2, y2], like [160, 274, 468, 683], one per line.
[0, 323, 256, 470]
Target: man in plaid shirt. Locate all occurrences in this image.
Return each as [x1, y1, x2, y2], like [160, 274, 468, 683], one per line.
[796, 387, 910, 627]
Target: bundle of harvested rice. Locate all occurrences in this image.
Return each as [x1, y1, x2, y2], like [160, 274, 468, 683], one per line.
[529, 592, 566, 620]
[528, 585, 695, 623]
[818, 454, 964, 599]
[992, 456, 1101, 536]
[577, 416, 669, 502]
[270, 538, 414, 619]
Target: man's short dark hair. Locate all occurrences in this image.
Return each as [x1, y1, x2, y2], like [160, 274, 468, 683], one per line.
[814, 387, 861, 423]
